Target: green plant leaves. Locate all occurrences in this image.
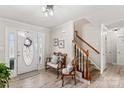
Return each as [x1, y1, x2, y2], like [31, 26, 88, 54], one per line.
[0, 63, 11, 88]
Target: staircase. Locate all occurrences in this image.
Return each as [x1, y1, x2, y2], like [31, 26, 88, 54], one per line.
[72, 31, 100, 82]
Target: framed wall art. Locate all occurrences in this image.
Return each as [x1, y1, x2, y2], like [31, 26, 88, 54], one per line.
[59, 40, 65, 48]
[53, 38, 59, 46]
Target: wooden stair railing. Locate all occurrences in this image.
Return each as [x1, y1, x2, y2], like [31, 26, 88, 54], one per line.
[72, 40, 89, 57]
[72, 31, 100, 81]
[73, 40, 90, 80]
[74, 31, 100, 54]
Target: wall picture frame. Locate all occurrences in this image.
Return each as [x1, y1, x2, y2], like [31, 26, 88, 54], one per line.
[53, 38, 59, 46]
[59, 40, 65, 48]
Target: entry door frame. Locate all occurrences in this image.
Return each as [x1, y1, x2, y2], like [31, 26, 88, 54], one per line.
[5, 26, 17, 77]
[101, 24, 108, 74]
[37, 32, 45, 69]
[5, 26, 45, 77]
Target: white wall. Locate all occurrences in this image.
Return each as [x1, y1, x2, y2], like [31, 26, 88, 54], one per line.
[50, 21, 74, 64]
[0, 17, 50, 67]
[74, 18, 101, 67]
[83, 23, 101, 67]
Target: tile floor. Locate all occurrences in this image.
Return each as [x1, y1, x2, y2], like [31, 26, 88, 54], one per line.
[9, 64, 124, 88]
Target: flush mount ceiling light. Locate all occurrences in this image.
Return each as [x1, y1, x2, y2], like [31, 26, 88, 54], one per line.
[112, 28, 120, 32]
[41, 5, 54, 16]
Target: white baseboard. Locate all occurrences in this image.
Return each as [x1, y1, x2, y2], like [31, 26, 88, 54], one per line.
[76, 71, 90, 85]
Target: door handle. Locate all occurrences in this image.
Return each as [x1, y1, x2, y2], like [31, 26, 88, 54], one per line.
[17, 55, 20, 56]
[17, 51, 20, 56]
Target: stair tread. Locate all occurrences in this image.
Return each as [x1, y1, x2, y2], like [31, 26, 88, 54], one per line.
[91, 68, 100, 72]
[89, 64, 99, 71]
[91, 69, 100, 76]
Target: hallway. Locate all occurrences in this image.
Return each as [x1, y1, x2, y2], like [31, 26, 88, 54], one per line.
[9, 64, 124, 88]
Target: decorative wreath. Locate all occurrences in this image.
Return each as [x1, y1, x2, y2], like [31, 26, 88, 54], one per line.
[24, 38, 32, 48]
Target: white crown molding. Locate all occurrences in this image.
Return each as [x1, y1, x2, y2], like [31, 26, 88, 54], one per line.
[0, 17, 50, 32]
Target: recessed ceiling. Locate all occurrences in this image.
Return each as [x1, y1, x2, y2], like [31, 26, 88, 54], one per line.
[0, 5, 124, 28]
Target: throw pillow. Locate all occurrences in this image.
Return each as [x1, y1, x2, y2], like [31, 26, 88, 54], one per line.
[51, 55, 59, 64]
[66, 63, 73, 73]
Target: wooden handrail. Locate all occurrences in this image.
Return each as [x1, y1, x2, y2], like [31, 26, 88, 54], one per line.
[72, 40, 89, 57]
[75, 31, 100, 54]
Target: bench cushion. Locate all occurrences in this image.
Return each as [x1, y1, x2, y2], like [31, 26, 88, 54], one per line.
[62, 64, 73, 74]
[47, 62, 58, 68]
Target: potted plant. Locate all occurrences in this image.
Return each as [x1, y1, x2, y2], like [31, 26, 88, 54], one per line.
[0, 63, 11, 88]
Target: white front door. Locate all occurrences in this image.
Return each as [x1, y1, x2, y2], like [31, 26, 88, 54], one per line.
[117, 36, 124, 65]
[17, 31, 38, 74]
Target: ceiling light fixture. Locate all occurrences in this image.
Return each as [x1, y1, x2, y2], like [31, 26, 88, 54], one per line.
[41, 5, 54, 16]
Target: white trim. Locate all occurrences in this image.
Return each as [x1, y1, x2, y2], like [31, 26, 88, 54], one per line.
[0, 17, 50, 32]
